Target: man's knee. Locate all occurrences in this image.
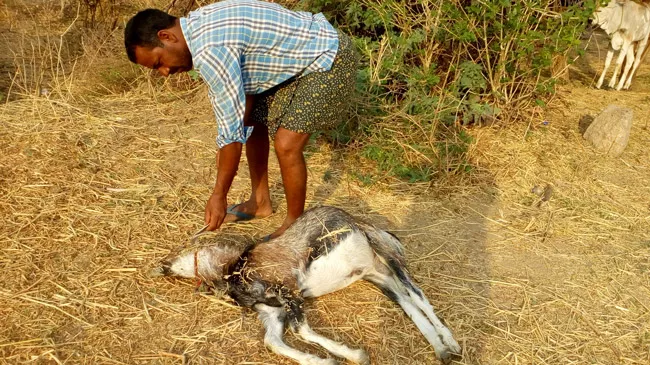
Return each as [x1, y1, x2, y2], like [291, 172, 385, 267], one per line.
[274, 129, 310, 158]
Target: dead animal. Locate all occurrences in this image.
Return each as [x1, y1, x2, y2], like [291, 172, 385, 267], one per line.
[150, 206, 461, 364]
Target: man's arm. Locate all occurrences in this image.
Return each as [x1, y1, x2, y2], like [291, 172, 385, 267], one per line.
[195, 46, 250, 231]
[205, 142, 243, 230]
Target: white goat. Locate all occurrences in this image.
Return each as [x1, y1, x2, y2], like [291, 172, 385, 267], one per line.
[151, 206, 461, 365]
[593, 0, 650, 90]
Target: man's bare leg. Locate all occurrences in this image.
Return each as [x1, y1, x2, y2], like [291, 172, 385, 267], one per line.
[270, 127, 311, 238]
[224, 95, 273, 222]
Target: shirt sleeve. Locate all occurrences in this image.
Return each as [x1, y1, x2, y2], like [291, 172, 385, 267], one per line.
[195, 46, 253, 148]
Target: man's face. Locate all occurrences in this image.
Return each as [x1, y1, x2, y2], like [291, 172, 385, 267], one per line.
[134, 31, 193, 77]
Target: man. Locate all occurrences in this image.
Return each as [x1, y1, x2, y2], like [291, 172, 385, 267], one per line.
[124, 0, 357, 239]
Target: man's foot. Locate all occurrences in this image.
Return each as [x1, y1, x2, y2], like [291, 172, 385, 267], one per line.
[223, 200, 273, 224]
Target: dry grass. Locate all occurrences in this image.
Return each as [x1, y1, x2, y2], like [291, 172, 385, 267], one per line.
[2, 2, 650, 365]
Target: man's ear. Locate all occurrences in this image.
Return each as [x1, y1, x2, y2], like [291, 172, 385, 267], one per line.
[157, 29, 177, 43]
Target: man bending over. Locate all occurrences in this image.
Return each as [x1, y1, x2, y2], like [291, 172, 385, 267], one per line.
[124, 0, 357, 239]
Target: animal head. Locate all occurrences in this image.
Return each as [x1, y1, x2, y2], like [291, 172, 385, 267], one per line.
[149, 245, 200, 278]
[591, 0, 626, 35]
[149, 242, 245, 281]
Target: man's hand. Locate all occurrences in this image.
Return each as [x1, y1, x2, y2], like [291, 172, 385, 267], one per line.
[204, 141, 243, 231]
[205, 192, 227, 231]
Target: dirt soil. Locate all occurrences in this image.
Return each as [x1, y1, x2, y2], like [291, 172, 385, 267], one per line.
[1, 9, 649, 365]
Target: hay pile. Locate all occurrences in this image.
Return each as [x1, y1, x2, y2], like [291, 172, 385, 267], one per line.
[1, 3, 650, 365]
[0, 90, 482, 364]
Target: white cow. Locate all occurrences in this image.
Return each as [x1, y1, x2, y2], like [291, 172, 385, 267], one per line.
[593, 0, 650, 90]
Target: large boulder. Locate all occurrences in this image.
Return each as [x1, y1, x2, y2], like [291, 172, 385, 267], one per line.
[583, 105, 633, 157]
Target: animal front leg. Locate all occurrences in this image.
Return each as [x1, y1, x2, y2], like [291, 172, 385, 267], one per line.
[293, 321, 369, 365]
[616, 44, 636, 90]
[255, 304, 336, 365]
[596, 49, 614, 89]
[609, 39, 631, 88]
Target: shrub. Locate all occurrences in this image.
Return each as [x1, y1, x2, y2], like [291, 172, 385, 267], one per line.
[299, 0, 598, 181]
[28, 0, 598, 181]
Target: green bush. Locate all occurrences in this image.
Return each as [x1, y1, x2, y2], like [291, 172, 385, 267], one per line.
[78, 0, 599, 182]
[299, 0, 598, 181]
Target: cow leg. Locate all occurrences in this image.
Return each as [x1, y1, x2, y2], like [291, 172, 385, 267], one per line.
[616, 44, 636, 90]
[609, 38, 631, 89]
[596, 49, 614, 89]
[624, 38, 649, 89]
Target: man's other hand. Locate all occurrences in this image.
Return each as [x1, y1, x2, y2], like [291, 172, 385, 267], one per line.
[205, 193, 227, 231]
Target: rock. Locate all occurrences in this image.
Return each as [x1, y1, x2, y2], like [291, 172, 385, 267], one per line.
[583, 105, 633, 157]
[531, 185, 545, 196]
[530, 184, 553, 207]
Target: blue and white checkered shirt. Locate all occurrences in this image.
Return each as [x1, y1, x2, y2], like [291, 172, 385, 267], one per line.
[179, 0, 339, 147]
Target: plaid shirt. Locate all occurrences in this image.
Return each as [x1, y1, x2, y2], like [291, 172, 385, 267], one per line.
[179, 0, 339, 147]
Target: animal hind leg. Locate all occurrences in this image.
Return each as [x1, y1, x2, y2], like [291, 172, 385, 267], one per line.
[365, 272, 457, 363]
[624, 38, 649, 89]
[255, 304, 335, 365]
[368, 249, 461, 354]
[403, 285, 461, 354]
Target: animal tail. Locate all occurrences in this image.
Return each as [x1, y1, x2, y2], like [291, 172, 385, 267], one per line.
[362, 225, 461, 363]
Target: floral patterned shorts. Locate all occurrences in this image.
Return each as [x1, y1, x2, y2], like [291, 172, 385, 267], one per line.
[250, 32, 358, 138]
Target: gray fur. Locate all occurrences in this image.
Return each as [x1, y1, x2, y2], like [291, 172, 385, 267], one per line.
[152, 206, 461, 364]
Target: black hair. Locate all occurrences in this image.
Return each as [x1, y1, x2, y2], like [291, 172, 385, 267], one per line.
[124, 9, 178, 63]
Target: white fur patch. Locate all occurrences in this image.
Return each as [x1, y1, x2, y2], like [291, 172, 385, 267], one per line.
[298, 232, 374, 297]
[170, 253, 196, 278]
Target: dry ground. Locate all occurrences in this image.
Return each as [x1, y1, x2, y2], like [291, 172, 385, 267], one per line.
[1, 6, 650, 365]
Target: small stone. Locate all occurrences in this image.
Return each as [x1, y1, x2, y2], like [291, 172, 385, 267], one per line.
[583, 104, 633, 157]
[531, 185, 545, 196]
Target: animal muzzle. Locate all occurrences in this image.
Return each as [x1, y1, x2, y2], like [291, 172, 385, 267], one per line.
[148, 262, 172, 277]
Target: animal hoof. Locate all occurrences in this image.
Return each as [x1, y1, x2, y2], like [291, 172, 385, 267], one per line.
[437, 345, 462, 365]
[438, 328, 462, 354]
[438, 349, 452, 364]
[445, 339, 462, 355]
[351, 349, 370, 365]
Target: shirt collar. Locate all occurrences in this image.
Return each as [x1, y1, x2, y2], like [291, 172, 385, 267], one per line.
[179, 17, 196, 58]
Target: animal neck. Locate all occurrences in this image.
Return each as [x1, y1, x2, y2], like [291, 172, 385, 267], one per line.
[195, 244, 246, 282]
